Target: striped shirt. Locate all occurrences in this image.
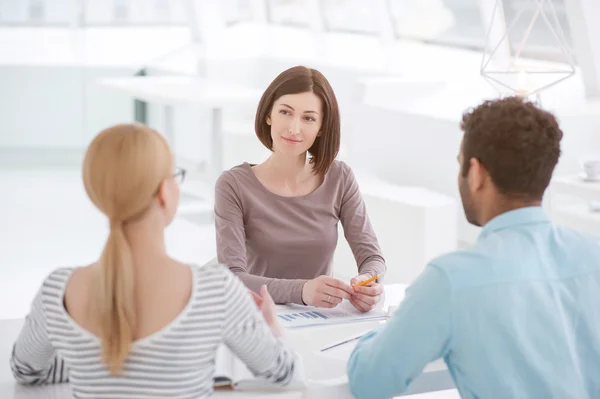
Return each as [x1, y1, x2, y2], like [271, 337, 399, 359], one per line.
[10, 264, 296, 398]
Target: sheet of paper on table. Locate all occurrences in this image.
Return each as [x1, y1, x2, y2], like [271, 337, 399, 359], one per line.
[276, 300, 388, 329]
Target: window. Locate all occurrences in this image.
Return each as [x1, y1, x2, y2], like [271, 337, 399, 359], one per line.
[0, 0, 189, 26]
[388, 0, 573, 62]
[0, 0, 71, 25]
[85, 0, 187, 26]
[321, 0, 380, 35]
[222, 0, 254, 26]
[501, 0, 573, 62]
[267, 0, 311, 27]
[389, 0, 485, 48]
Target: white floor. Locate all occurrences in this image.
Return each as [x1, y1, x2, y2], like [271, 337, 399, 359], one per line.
[0, 167, 216, 320]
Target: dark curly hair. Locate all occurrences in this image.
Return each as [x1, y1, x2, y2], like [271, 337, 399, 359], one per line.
[460, 96, 563, 201]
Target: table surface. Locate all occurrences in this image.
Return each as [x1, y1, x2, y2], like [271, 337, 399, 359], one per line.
[97, 76, 263, 108]
[0, 284, 452, 399]
[552, 174, 600, 192]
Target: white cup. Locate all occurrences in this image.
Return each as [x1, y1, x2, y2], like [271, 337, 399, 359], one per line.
[582, 160, 600, 180]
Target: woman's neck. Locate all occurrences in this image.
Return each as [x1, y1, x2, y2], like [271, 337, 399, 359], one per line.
[264, 152, 310, 184]
[123, 218, 170, 270]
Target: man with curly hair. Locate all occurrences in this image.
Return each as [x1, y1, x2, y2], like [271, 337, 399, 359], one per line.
[348, 96, 600, 399]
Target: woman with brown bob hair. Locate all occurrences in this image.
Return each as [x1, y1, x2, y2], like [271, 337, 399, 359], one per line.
[215, 66, 386, 311]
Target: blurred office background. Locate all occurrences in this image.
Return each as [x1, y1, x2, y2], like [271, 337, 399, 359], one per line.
[1, 0, 599, 319]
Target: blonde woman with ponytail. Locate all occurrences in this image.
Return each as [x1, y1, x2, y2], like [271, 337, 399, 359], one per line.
[10, 123, 297, 398]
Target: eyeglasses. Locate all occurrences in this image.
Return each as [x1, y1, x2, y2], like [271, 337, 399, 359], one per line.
[172, 167, 186, 184]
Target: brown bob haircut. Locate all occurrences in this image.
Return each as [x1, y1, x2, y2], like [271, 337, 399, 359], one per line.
[460, 96, 563, 201]
[254, 66, 341, 176]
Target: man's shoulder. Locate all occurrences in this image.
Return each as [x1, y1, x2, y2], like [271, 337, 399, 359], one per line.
[426, 241, 501, 291]
[553, 224, 600, 265]
[555, 224, 600, 247]
[428, 247, 491, 275]
[430, 224, 600, 288]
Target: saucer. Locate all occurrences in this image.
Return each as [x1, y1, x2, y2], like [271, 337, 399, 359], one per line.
[590, 201, 600, 213]
[579, 173, 600, 182]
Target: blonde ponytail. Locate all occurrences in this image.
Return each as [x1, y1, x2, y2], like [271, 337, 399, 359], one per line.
[96, 221, 136, 375]
[82, 123, 173, 375]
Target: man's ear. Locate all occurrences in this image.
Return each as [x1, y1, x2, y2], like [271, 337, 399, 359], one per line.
[468, 157, 487, 192]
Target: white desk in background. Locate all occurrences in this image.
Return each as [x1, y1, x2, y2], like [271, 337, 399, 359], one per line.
[96, 75, 263, 216]
[549, 174, 600, 238]
[0, 284, 454, 399]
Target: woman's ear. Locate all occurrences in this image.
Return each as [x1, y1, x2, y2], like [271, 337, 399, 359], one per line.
[266, 115, 271, 126]
[156, 180, 167, 207]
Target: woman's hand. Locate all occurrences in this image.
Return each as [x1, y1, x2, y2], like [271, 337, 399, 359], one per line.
[301, 276, 353, 307]
[251, 285, 283, 337]
[349, 275, 383, 313]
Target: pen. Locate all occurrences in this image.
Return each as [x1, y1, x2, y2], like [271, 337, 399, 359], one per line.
[352, 275, 378, 288]
[320, 334, 365, 352]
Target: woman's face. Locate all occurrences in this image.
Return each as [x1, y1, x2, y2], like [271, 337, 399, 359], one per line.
[266, 91, 323, 158]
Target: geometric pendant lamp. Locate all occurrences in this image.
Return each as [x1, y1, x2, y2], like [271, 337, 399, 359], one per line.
[480, 0, 575, 96]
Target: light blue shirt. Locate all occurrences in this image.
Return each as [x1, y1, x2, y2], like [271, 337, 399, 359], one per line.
[348, 207, 600, 399]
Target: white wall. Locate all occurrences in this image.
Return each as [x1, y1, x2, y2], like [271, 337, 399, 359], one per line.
[347, 103, 478, 243]
[348, 91, 600, 244]
[0, 65, 135, 149]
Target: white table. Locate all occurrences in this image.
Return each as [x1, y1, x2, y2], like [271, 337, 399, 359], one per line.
[0, 285, 454, 399]
[551, 175, 600, 202]
[549, 174, 600, 237]
[96, 75, 263, 216]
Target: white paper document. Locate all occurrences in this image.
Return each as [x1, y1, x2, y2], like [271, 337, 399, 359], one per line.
[276, 300, 387, 328]
[214, 345, 306, 391]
